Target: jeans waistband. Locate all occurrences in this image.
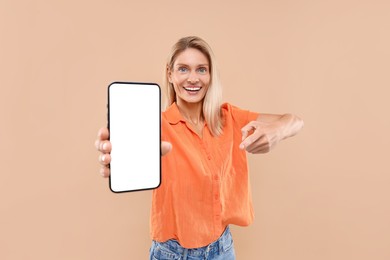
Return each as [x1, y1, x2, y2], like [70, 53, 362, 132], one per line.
[153, 226, 233, 258]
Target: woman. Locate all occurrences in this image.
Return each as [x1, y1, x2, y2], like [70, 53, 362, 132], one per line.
[96, 36, 304, 259]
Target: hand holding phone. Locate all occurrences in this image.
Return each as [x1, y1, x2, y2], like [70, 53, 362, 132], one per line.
[96, 130, 172, 177]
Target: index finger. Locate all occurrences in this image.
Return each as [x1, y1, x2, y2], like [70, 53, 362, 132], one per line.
[241, 123, 256, 141]
[97, 127, 109, 141]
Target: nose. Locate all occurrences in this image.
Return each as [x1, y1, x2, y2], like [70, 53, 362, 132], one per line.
[187, 71, 199, 83]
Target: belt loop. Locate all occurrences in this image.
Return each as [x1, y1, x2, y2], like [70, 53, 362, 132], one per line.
[205, 244, 211, 259]
[182, 248, 188, 260]
[220, 226, 228, 253]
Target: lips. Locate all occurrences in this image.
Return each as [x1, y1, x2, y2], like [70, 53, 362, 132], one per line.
[183, 86, 202, 92]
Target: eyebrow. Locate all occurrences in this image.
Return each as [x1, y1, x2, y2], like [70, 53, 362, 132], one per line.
[175, 63, 209, 67]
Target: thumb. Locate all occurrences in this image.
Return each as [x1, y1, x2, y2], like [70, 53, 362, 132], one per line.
[161, 141, 172, 156]
[239, 136, 252, 150]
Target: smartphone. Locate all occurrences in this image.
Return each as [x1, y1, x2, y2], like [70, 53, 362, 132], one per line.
[107, 82, 161, 193]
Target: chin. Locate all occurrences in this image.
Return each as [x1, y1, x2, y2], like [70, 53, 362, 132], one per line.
[182, 98, 204, 104]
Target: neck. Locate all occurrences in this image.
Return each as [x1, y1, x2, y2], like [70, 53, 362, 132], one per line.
[176, 100, 204, 125]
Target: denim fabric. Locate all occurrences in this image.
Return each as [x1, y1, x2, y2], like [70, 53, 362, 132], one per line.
[149, 226, 235, 260]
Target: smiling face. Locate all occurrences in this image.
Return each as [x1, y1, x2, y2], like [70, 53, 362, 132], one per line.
[168, 48, 210, 106]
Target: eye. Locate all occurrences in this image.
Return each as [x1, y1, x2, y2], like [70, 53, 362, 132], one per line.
[197, 67, 208, 74]
[178, 67, 188, 73]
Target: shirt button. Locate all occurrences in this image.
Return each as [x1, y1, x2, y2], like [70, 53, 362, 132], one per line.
[207, 155, 211, 160]
[215, 194, 219, 200]
[214, 175, 219, 181]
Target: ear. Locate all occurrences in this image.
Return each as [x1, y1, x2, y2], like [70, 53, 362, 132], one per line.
[167, 66, 173, 83]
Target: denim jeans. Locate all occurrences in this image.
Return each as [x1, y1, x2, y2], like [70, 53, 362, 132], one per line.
[149, 226, 235, 260]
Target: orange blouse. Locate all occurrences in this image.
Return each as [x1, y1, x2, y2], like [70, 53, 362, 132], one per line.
[150, 102, 259, 248]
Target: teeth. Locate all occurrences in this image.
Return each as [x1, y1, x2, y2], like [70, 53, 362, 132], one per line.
[184, 87, 201, 91]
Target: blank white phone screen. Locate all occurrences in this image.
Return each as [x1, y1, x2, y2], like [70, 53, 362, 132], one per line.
[108, 82, 160, 192]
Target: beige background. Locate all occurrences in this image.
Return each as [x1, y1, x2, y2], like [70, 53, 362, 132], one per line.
[1, 0, 389, 259]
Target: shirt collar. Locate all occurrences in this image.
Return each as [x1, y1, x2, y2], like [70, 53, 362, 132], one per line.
[164, 102, 185, 125]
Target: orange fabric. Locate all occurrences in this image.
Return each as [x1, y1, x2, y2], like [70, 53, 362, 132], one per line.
[150, 102, 259, 248]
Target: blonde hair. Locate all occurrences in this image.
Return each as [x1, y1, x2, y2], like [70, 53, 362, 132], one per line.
[163, 36, 223, 136]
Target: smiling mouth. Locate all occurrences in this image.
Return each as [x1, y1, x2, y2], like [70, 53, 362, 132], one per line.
[183, 86, 202, 92]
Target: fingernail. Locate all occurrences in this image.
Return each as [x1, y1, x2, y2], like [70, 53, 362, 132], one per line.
[100, 168, 105, 176]
[239, 144, 244, 150]
[102, 142, 108, 150]
[101, 155, 106, 162]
